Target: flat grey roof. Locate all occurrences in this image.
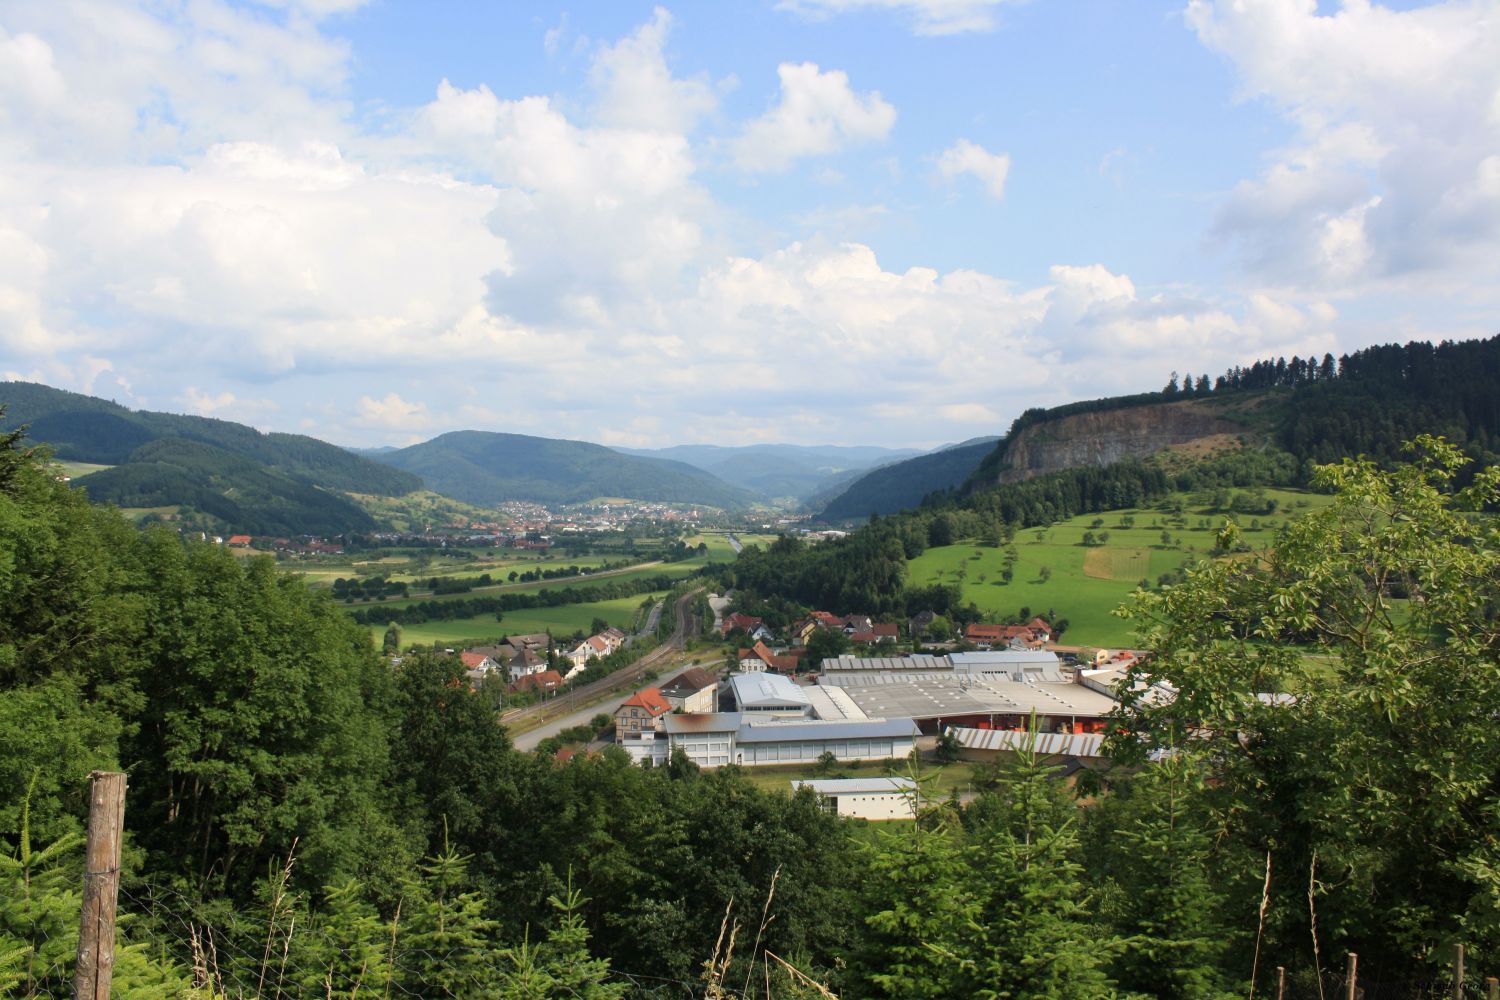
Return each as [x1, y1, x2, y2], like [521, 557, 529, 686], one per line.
[662, 712, 740, 735]
[828, 676, 1116, 722]
[792, 777, 917, 795]
[737, 716, 919, 743]
[821, 654, 949, 672]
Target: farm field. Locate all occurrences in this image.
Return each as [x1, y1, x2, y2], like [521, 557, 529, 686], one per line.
[371, 591, 665, 648]
[297, 549, 661, 589]
[336, 561, 695, 613]
[907, 488, 1330, 648]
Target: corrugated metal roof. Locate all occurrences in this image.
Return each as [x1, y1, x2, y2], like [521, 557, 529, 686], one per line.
[950, 650, 1061, 666]
[947, 727, 1108, 759]
[792, 777, 917, 795]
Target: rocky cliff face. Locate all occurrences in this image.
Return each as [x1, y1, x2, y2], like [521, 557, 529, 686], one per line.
[993, 399, 1247, 484]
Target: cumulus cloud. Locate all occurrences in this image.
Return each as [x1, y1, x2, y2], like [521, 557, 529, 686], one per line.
[776, 0, 1016, 35]
[589, 6, 717, 134]
[0, 1, 1387, 449]
[1189, 0, 1500, 293]
[357, 393, 431, 430]
[732, 63, 896, 172]
[937, 138, 1010, 198]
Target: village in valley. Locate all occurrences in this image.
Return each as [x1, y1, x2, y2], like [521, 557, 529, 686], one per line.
[459, 590, 1144, 821]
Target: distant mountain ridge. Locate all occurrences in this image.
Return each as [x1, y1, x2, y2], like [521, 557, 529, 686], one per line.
[0, 381, 421, 534]
[818, 437, 1001, 521]
[374, 431, 757, 509]
[617, 443, 924, 503]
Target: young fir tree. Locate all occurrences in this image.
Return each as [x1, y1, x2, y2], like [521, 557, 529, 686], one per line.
[1087, 756, 1241, 999]
[493, 881, 626, 999]
[949, 728, 1118, 999]
[850, 763, 974, 999]
[392, 848, 499, 999]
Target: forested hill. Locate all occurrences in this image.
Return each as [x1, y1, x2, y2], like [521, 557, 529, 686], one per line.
[819, 437, 1000, 520]
[969, 335, 1500, 488]
[0, 381, 422, 496]
[374, 430, 757, 508]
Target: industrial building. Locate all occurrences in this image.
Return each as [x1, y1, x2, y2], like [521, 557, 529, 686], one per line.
[792, 777, 918, 821]
[816, 651, 1116, 735]
[624, 713, 920, 769]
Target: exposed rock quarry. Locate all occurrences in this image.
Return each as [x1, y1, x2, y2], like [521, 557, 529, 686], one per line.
[993, 399, 1247, 484]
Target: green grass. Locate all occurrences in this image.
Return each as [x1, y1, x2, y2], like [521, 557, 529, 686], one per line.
[53, 460, 114, 478]
[739, 760, 980, 799]
[907, 488, 1332, 648]
[374, 592, 665, 647]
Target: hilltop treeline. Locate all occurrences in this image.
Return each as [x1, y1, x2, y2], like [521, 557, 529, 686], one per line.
[975, 335, 1500, 486]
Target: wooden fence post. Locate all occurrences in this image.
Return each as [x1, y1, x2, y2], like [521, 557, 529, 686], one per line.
[1345, 952, 1357, 1000]
[74, 771, 126, 1000]
[1277, 966, 1287, 1000]
[1485, 976, 1496, 1000]
[1454, 943, 1466, 1000]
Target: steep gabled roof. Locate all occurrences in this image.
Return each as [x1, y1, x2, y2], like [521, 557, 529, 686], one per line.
[619, 686, 671, 716]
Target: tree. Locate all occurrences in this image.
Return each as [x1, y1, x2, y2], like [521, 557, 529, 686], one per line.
[804, 627, 850, 667]
[1038, 565, 1052, 583]
[590, 617, 610, 635]
[934, 729, 962, 764]
[383, 621, 402, 654]
[1112, 437, 1500, 981]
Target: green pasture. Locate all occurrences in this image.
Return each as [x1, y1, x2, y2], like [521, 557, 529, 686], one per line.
[346, 561, 697, 613]
[54, 460, 115, 478]
[372, 592, 665, 648]
[740, 761, 980, 800]
[302, 551, 621, 589]
[907, 489, 1330, 648]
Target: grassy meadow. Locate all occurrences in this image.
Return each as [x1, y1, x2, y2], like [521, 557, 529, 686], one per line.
[907, 488, 1330, 648]
[372, 591, 666, 648]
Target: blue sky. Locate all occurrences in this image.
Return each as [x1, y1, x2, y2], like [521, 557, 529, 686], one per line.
[1, 0, 1496, 448]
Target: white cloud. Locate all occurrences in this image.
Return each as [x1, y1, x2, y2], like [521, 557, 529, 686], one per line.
[1189, 0, 1500, 294]
[589, 7, 717, 134]
[357, 393, 430, 430]
[937, 138, 1010, 198]
[732, 63, 896, 172]
[776, 0, 1016, 35]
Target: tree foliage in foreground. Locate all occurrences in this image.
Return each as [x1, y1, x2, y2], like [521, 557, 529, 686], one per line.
[1112, 435, 1500, 983]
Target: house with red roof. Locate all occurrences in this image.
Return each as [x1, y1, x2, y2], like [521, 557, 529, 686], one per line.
[509, 669, 564, 695]
[738, 641, 800, 674]
[614, 686, 672, 739]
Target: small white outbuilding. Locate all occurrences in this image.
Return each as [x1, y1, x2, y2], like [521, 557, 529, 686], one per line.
[791, 777, 918, 821]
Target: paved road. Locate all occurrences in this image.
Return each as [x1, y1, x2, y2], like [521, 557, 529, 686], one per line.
[727, 533, 743, 553]
[509, 587, 703, 750]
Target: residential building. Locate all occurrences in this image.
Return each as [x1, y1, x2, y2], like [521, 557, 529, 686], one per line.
[509, 670, 564, 695]
[615, 687, 672, 738]
[737, 641, 799, 674]
[659, 667, 719, 713]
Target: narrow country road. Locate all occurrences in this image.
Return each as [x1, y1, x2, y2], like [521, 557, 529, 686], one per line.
[509, 587, 703, 751]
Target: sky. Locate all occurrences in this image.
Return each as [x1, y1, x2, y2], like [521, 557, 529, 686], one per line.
[1, 0, 1497, 450]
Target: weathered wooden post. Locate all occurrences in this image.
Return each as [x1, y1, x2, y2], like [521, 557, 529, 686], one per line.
[1454, 944, 1466, 1000]
[1276, 966, 1287, 1000]
[1345, 952, 1357, 1000]
[74, 771, 126, 1000]
[1485, 976, 1496, 1000]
